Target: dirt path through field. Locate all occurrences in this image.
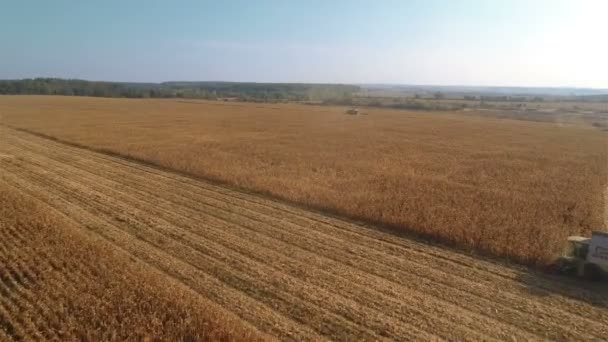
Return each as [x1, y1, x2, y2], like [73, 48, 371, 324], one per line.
[1, 126, 607, 341]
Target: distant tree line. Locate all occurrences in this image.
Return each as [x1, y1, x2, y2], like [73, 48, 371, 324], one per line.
[0, 78, 360, 102]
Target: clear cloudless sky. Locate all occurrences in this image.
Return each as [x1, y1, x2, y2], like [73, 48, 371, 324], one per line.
[1, 0, 607, 87]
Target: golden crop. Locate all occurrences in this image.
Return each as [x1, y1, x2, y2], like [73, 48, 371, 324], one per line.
[1, 95, 605, 265]
[0, 182, 262, 341]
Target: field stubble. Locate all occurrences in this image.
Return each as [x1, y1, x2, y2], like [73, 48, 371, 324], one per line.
[0, 95, 606, 265]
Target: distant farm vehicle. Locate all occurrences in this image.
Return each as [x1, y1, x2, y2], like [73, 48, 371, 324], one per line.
[554, 231, 608, 281]
[345, 108, 359, 115]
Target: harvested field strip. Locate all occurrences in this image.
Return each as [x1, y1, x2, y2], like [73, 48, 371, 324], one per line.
[1, 126, 608, 340]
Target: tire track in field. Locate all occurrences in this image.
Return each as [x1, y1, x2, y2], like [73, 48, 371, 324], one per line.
[1, 126, 608, 341]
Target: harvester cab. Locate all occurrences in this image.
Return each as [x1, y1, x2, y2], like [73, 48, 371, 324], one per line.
[556, 231, 608, 281]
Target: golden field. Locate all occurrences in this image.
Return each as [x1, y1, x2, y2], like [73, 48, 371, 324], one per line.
[2, 125, 607, 340]
[1, 95, 606, 265]
[0, 181, 263, 341]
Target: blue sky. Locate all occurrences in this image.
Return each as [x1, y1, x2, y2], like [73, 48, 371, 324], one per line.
[1, 0, 606, 87]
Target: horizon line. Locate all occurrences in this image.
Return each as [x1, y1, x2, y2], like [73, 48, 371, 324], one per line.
[2, 77, 607, 91]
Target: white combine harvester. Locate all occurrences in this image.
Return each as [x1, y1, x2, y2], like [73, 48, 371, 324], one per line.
[556, 231, 608, 281]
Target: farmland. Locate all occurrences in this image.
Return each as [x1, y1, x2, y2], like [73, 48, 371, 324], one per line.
[1, 124, 607, 340]
[0, 178, 263, 341]
[1, 95, 606, 265]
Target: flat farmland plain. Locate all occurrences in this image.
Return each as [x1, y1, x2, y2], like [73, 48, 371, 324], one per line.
[1, 126, 607, 340]
[1, 96, 605, 265]
[1, 96, 606, 264]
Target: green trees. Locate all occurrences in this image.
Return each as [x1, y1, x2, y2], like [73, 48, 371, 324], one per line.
[0, 79, 360, 102]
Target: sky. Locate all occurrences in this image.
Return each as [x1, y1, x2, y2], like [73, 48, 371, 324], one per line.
[1, 0, 607, 88]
